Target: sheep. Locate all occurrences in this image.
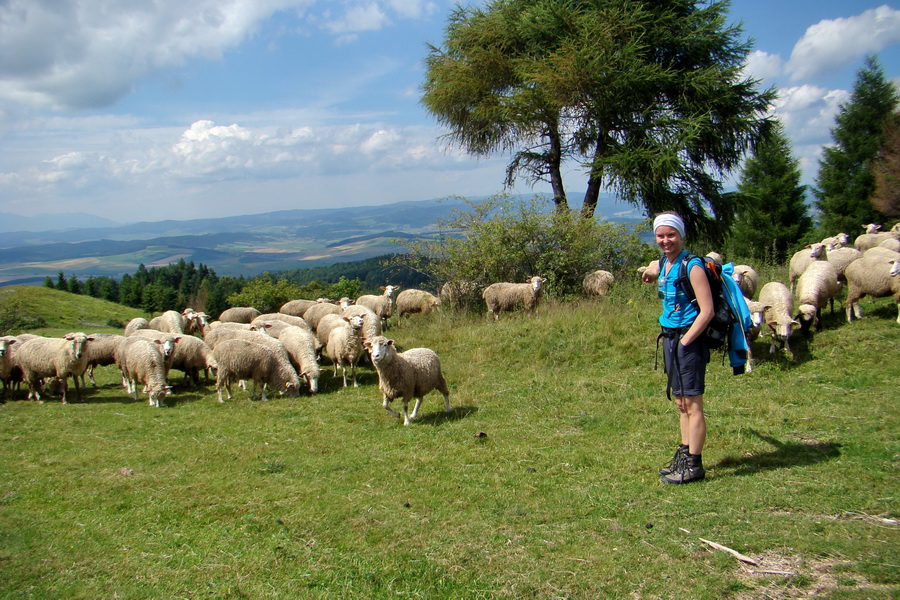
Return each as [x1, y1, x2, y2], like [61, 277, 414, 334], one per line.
[880, 237, 900, 252]
[363, 335, 451, 426]
[758, 282, 799, 355]
[864, 246, 900, 262]
[825, 245, 862, 284]
[212, 339, 301, 403]
[181, 309, 209, 335]
[582, 270, 615, 298]
[795, 260, 841, 334]
[855, 223, 900, 252]
[276, 326, 321, 393]
[863, 223, 883, 234]
[324, 315, 367, 388]
[13, 333, 94, 403]
[342, 304, 383, 340]
[439, 280, 482, 310]
[316, 313, 365, 348]
[0, 336, 18, 399]
[821, 232, 850, 250]
[251, 313, 312, 331]
[149, 310, 187, 334]
[217, 307, 262, 323]
[395, 289, 441, 320]
[482, 276, 547, 320]
[744, 300, 768, 343]
[81, 333, 125, 387]
[788, 243, 826, 293]
[845, 250, 900, 324]
[356, 285, 399, 328]
[115, 336, 169, 407]
[130, 329, 181, 360]
[124, 317, 150, 336]
[302, 302, 343, 331]
[731, 265, 759, 300]
[279, 298, 320, 317]
[167, 335, 218, 387]
[704, 251, 723, 263]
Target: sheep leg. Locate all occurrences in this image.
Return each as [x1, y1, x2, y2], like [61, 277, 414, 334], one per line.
[260, 383, 269, 402]
[402, 398, 412, 426]
[382, 395, 401, 419]
[410, 397, 423, 420]
[350, 364, 358, 388]
[87, 365, 97, 387]
[341, 364, 348, 388]
[442, 392, 451, 413]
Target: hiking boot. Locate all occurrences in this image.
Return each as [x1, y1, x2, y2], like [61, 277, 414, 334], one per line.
[661, 455, 705, 484]
[658, 444, 689, 476]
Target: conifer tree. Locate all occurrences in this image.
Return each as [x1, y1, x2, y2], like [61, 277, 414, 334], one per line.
[730, 122, 811, 262]
[815, 56, 899, 234]
[872, 111, 900, 218]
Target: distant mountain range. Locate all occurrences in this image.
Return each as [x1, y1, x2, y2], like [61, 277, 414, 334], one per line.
[0, 195, 645, 286]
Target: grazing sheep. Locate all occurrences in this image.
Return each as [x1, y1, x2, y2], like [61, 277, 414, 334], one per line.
[582, 270, 615, 298]
[880, 237, 900, 252]
[363, 335, 451, 426]
[252, 313, 311, 330]
[213, 339, 301, 403]
[855, 223, 900, 252]
[483, 276, 547, 320]
[280, 299, 320, 317]
[316, 314, 364, 348]
[181, 310, 209, 335]
[821, 232, 850, 250]
[249, 319, 291, 338]
[130, 329, 181, 360]
[845, 250, 900, 324]
[167, 335, 218, 387]
[744, 300, 768, 343]
[276, 326, 321, 393]
[795, 260, 841, 333]
[14, 333, 94, 403]
[731, 265, 759, 300]
[825, 245, 862, 284]
[149, 310, 187, 334]
[218, 307, 262, 324]
[324, 315, 366, 388]
[115, 336, 169, 407]
[788, 243, 826, 293]
[439, 280, 482, 310]
[356, 285, 399, 328]
[396, 289, 441, 320]
[342, 304, 383, 340]
[123, 317, 150, 337]
[303, 302, 343, 331]
[81, 333, 125, 387]
[758, 282, 799, 355]
[0, 336, 18, 399]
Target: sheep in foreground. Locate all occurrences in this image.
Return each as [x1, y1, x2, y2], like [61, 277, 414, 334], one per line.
[213, 339, 301, 403]
[342, 304, 382, 340]
[280, 299, 320, 317]
[845, 251, 900, 324]
[316, 314, 364, 348]
[252, 313, 311, 330]
[81, 333, 125, 387]
[363, 336, 451, 426]
[356, 285, 399, 328]
[758, 282, 799, 355]
[324, 315, 366, 388]
[483, 276, 546, 320]
[218, 307, 262, 323]
[396, 289, 441, 321]
[167, 335, 218, 387]
[149, 310, 187, 334]
[731, 265, 759, 299]
[124, 317, 150, 337]
[303, 302, 343, 331]
[795, 260, 841, 334]
[788, 243, 826, 293]
[14, 333, 94, 403]
[582, 270, 615, 298]
[115, 336, 169, 407]
[825, 245, 861, 284]
[276, 326, 321, 393]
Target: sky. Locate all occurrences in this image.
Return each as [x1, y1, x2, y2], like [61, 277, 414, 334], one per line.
[0, 0, 899, 223]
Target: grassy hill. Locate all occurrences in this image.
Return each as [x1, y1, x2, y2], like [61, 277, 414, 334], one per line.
[0, 285, 147, 335]
[0, 281, 897, 599]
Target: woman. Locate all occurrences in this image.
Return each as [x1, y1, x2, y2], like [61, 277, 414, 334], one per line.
[642, 213, 714, 484]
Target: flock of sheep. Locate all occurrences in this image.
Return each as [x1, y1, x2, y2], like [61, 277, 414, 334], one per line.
[1, 221, 897, 420]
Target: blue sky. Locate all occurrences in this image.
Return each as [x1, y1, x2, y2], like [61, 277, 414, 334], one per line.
[0, 0, 898, 223]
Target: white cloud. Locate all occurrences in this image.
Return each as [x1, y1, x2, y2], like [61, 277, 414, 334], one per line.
[743, 50, 783, 81]
[786, 5, 900, 81]
[324, 3, 390, 34]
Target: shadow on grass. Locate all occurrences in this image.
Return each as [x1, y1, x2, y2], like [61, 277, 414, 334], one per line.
[416, 404, 478, 426]
[712, 430, 841, 477]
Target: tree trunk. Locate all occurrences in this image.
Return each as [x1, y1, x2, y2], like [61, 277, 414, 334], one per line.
[547, 127, 568, 213]
[580, 135, 606, 219]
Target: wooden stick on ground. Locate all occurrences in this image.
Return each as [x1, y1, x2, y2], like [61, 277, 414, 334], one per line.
[698, 538, 759, 566]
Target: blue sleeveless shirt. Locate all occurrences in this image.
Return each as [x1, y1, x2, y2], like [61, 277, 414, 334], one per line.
[658, 250, 703, 329]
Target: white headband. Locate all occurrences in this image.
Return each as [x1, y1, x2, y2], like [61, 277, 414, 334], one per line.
[653, 214, 686, 238]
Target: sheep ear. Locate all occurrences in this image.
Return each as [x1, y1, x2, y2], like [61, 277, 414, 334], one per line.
[173, 337, 182, 343]
[387, 339, 395, 346]
[363, 340, 371, 348]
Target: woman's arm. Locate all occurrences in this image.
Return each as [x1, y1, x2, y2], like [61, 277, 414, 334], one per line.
[681, 263, 714, 346]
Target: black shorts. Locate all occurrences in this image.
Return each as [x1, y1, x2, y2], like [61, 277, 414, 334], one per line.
[662, 331, 710, 397]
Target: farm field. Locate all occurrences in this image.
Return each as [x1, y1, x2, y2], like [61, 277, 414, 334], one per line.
[0, 281, 898, 599]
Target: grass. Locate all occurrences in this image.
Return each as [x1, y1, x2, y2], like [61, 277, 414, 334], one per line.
[0, 280, 898, 599]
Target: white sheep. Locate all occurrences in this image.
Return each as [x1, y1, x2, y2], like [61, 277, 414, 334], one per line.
[821, 232, 850, 250]
[845, 249, 900, 324]
[302, 302, 343, 331]
[482, 276, 546, 320]
[14, 333, 95, 403]
[744, 300, 768, 343]
[704, 251, 723, 263]
[342, 304, 383, 340]
[115, 336, 169, 407]
[167, 335, 218, 387]
[395, 289, 441, 320]
[317, 314, 364, 348]
[276, 326, 321, 393]
[81, 333, 125, 387]
[880, 237, 900, 252]
[825, 245, 861, 284]
[252, 313, 311, 330]
[758, 282, 799, 355]
[218, 307, 262, 323]
[123, 317, 150, 337]
[0, 336, 18, 399]
[855, 223, 900, 252]
[130, 329, 181, 361]
[181, 309, 209, 335]
[279, 298, 320, 317]
[356, 285, 399, 328]
[795, 260, 841, 333]
[582, 270, 615, 298]
[324, 315, 366, 388]
[363, 335, 451, 426]
[788, 243, 826, 293]
[212, 339, 301, 403]
[731, 265, 759, 299]
[149, 310, 187, 334]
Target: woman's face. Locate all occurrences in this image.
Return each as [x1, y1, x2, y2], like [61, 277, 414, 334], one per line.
[655, 226, 682, 255]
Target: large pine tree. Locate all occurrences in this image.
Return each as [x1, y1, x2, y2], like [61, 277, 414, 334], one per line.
[730, 121, 811, 262]
[815, 56, 899, 234]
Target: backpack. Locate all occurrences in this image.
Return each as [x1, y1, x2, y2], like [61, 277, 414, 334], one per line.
[659, 253, 732, 349]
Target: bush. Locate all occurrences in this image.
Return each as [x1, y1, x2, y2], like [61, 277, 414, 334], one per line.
[0, 299, 48, 334]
